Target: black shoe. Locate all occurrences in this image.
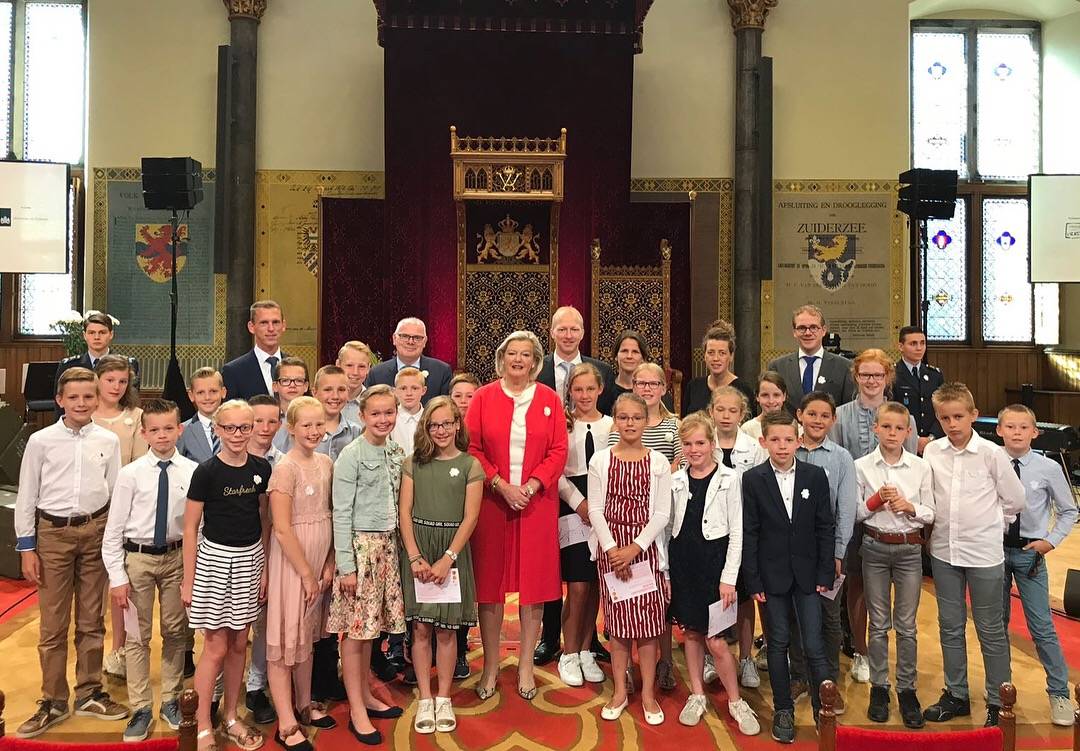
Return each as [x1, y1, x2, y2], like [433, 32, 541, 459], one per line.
[184, 650, 196, 679]
[386, 641, 407, 673]
[366, 705, 403, 720]
[753, 634, 765, 650]
[897, 690, 925, 729]
[370, 649, 398, 683]
[771, 708, 795, 744]
[402, 665, 418, 686]
[295, 706, 337, 730]
[923, 690, 970, 722]
[275, 729, 313, 751]
[590, 638, 610, 664]
[984, 705, 1001, 727]
[532, 641, 561, 666]
[867, 686, 890, 723]
[454, 654, 471, 680]
[245, 689, 277, 725]
[347, 720, 382, 746]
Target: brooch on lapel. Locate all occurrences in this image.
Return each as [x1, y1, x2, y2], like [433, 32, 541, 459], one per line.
[800, 488, 810, 500]
[543, 406, 551, 416]
[817, 376, 826, 384]
[422, 369, 430, 379]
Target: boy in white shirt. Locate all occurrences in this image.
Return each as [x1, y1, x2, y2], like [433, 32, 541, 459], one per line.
[102, 399, 197, 740]
[177, 367, 226, 463]
[391, 366, 427, 456]
[922, 383, 1025, 727]
[854, 402, 933, 728]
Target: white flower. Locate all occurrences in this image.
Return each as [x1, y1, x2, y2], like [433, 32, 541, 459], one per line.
[84, 309, 121, 327]
[422, 369, 429, 378]
[800, 488, 810, 499]
[543, 406, 551, 416]
[664, 431, 674, 443]
[817, 376, 826, 384]
[449, 467, 461, 478]
[123, 417, 133, 426]
[305, 485, 315, 496]
[253, 474, 263, 484]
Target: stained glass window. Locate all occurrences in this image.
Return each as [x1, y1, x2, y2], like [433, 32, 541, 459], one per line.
[976, 31, 1039, 180]
[0, 3, 13, 158]
[23, 2, 86, 164]
[982, 197, 1031, 343]
[17, 181, 75, 335]
[923, 199, 967, 341]
[912, 32, 968, 177]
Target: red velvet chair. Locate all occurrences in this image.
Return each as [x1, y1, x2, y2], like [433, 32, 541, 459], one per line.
[817, 680, 1019, 751]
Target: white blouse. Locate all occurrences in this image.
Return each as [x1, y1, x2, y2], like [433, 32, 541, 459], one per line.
[502, 383, 536, 486]
[558, 415, 614, 510]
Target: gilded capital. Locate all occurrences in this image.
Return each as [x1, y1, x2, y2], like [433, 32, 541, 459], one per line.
[224, 0, 267, 21]
[727, 0, 778, 30]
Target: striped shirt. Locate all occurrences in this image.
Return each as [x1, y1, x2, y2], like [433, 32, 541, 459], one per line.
[608, 416, 682, 464]
[830, 399, 918, 460]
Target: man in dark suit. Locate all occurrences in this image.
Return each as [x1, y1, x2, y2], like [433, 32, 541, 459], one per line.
[893, 325, 944, 454]
[53, 311, 140, 416]
[364, 317, 452, 404]
[743, 412, 835, 742]
[767, 304, 855, 413]
[535, 305, 615, 667]
[221, 300, 287, 400]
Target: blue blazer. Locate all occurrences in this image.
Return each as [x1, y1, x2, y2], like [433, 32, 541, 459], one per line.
[741, 460, 835, 596]
[364, 355, 452, 405]
[221, 349, 286, 401]
[176, 414, 216, 464]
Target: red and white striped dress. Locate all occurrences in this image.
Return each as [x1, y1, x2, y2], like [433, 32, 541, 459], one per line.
[596, 454, 669, 639]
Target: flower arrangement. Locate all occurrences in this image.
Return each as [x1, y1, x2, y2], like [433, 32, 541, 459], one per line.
[50, 310, 120, 357]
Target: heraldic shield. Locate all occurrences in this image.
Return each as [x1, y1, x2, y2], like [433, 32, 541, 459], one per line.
[806, 233, 856, 292]
[135, 222, 189, 283]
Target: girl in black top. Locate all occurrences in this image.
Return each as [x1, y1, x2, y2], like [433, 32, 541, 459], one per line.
[182, 399, 270, 751]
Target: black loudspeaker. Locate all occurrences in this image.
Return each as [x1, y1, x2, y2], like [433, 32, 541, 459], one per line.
[141, 157, 204, 210]
[1064, 569, 1080, 618]
[0, 405, 29, 488]
[897, 168, 958, 220]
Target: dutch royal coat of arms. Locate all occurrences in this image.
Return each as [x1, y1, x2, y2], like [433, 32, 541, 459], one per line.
[806, 233, 856, 292]
[476, 214, 541, 263]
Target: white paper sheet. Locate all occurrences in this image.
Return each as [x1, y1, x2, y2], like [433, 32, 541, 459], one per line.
[414, 568, 462, 604]
[558, 513, 591, 549]
[707, 599, 738, 637]
[820, 574, 846, 601]
[603, 561, 659, 603]
[123, 602, 141, 641]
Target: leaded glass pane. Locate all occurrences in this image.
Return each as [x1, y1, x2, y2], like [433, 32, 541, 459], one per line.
[982, 197, 1031, 343]
[17, 182, 75, 335]
[912, 32, 968, 178]
[0, 3, 13, 157]
[23, 2, 86, 164]
[977, 31, 1039, 180]
[1034, 283, 1059, 346]
[922, 199, 967, 341]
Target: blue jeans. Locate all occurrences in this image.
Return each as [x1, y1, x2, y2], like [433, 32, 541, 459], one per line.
[764, 586, 829, 713]
[1003, 547, 1069, 698]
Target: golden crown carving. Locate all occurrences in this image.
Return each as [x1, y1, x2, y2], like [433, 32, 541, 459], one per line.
[727, 0, 778, 30]
[223, 0, 267, 21]
[450, 126, 566, 202]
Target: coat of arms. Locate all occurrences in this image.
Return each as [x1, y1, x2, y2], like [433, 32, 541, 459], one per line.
[806, 233, 856, 292]
[135, 223, 189, 283]
[476, 214, 541, 263]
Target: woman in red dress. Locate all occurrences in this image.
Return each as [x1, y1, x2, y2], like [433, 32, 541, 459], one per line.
[466, 330, 568, 701]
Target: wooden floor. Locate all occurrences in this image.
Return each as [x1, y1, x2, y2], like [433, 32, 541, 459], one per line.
[2, 532, 1079, 749]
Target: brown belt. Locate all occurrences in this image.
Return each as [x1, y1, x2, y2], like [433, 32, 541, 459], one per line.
[864, 526, 924, 545]
[37, 504, 109, 527]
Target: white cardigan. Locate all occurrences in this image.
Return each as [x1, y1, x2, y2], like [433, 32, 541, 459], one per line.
[670, 465, 743, 586]
[717, 429, 768, 475]
[587, 447, 672, 573]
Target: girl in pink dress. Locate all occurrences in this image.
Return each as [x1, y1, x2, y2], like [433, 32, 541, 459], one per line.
[266, 397, 336, 750]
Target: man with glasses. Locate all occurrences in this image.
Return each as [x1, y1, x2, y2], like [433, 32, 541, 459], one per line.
[365, 317, 451, 404]
[221, 300, 288, 399]
[767, 305, 855, 414]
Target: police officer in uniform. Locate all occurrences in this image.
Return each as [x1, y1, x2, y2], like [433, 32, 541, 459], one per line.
[53, 311, 140, 416]
[893, 325, 942, 454]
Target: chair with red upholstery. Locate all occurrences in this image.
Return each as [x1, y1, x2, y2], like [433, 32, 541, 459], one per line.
[817, 680, 1018, 751]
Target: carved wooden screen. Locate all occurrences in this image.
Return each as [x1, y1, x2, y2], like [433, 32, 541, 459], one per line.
[590, 239, 672, 370]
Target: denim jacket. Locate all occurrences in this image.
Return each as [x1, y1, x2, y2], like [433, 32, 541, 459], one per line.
[332, 435, 404, 575]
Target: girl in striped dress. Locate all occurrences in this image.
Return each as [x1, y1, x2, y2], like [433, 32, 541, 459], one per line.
[589, 393, 672, 726]
[182, 400, 271, 751]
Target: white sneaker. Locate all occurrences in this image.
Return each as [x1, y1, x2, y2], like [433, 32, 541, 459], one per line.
[679, 694, 708, 726]
[103, 649, 126, 680]
[413, 698, 435, 734]
[728, 698, 761, 735]
[850, 653, 870, 683]
[558, 653, 584, 687]
[703, 654, 718, 684]
[739, 657, 760, 688]
[753, 645, 768, 671]
[578, 651, 605, 683]
[1050, 695, 1075, 727]
[434, 697, 456, 732]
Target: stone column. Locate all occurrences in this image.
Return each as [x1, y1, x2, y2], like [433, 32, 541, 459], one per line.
[728, 0, 776, 381]
[223, 0, 266, 359]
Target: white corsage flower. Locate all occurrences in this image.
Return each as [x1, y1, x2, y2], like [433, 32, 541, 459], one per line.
[421, 369, 430, 378]
[544, 406, 551, 416]
[253, 474, 263, 484]
[449, 467, 460, 478]
[123, 417, 134, 426]
[800, 488, 810, 499]
[817, 376, 826, 384]
[664, 431, 674, 443]
[305, 485, 315, 496]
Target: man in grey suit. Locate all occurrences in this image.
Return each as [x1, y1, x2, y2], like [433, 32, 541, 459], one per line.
[364, 317, 452, 405]
[767, 304, 855, 413]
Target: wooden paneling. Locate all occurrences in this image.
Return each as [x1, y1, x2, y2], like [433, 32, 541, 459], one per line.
[0, 342, 65, 420]
[931, 347, 1043, 416]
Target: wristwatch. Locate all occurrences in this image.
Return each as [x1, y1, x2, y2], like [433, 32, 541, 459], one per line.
[444, 549, 458, 562]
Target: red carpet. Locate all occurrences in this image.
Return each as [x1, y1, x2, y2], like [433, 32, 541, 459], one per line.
[0, 576, 37, 624]
[1007, 589, 1080, 668]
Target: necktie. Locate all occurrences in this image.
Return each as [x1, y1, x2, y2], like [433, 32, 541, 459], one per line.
[210, 427, 221, 454]
[153, 460, 171, 547]
[801, 355, 818, 395]
[266, 355, 280, 384]
[584, 425, 595, 467]
[558, 361, 572, 401]
[912, 365, 920, 380]
[1004, 458, 1023, 546]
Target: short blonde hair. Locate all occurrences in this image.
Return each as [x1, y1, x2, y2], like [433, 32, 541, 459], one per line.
[679, 412, 715, 444]
[551, 306, 584, 328]
[285, 395, 325, 428]
[313, 364, 346, 390]
[395, 366, 427, 387]
[190, 367, 223, 387]
[998, 403, 1037, 425]
[337, 340, 374, 365]
[213, 399, 254, 424]
[494, 330, 544, 379]
[791, 304, 826, 328]
[358, 383, 398, 414]
[931, 382, 976, 412]
[875, 401, 910, 424]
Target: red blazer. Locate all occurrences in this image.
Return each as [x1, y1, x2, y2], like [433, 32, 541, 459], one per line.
[466, 380, 568, 604]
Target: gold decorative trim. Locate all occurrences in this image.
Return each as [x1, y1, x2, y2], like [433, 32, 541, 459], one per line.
[727, 0, 778, 30]
[223, 0, 267, 21]
[450, 127, 567, 202]
[631, 177, 733, 193]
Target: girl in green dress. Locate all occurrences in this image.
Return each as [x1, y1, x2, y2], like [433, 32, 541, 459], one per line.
[399, 396, 484, 735]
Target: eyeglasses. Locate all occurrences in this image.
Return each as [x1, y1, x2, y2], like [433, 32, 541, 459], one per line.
[615, 414, 646, 423]
[396, 333, 426, 344]
[633, 380, 664, 389]
[794, 325, 823, 334]
[856, 372, 887, 381]
[276, 377, 307, 386]
[427, 420, 458, 434]
[216, 424, 254, 435]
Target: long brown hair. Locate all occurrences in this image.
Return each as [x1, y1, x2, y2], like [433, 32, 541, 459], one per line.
[412, 396, 470, 465]
[95, 354, 139, 409]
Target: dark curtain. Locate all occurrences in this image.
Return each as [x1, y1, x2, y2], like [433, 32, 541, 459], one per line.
[320, 197, 387, 361]
[384, 30, 634, 367]
[628, 200, 692, 378]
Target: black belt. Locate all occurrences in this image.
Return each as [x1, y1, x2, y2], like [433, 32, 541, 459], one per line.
[124, 539, 183, 555]
[1004, 536, 1038, 550]
[37, 504, 109, 527]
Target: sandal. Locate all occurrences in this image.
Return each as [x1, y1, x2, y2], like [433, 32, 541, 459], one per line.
[197, 728, 219, 751]
[222, 717, 264, 751]
[475, 675, 498, 701]
[517, 684, 538, 701]
[296, 703, 337, 730]
[274, 725, 312, 751]
[413, 699, 435, 735]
